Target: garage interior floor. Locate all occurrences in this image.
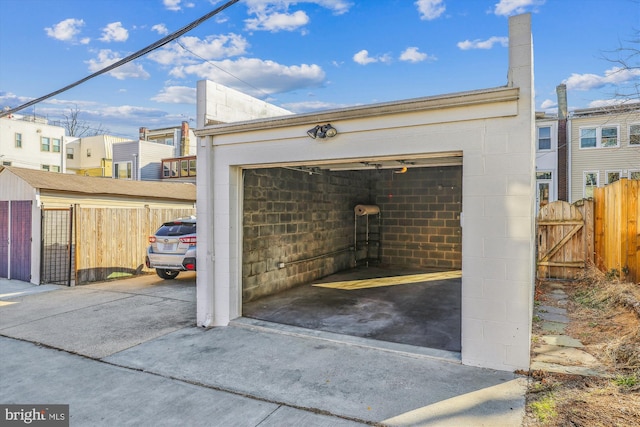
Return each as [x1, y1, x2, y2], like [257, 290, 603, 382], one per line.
[243, 265, 461, 352]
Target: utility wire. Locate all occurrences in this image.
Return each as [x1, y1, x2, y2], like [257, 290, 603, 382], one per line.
[0, 0, 240, 118]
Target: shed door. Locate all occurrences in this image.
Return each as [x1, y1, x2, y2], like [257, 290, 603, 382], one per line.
[0, 201, 7, 278]
[10, 201, 32, 282]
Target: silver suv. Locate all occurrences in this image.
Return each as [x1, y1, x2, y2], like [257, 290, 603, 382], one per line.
[145, 216, 196, 279]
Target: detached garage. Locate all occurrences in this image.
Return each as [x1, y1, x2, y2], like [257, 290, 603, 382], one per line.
[0, 166, 196, 285]
[195, 14, 535, 372]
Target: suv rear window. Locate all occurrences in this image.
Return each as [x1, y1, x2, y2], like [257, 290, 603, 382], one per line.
[155, 223, 196, 237]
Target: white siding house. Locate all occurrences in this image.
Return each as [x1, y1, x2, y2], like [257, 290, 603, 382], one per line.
[569, 105, 640, 202]
[0, 114, 66, 171]
[112, 140, 175, 181]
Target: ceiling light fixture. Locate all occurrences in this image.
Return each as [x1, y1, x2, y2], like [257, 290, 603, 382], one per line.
[307, 124, 337, 139]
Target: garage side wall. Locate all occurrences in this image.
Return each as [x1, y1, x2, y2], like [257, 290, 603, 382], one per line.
[242, 168, 370, 301]
[376, 166, 462, 270]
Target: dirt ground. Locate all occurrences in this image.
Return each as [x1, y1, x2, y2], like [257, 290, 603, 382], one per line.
[522, 268, 640, 426]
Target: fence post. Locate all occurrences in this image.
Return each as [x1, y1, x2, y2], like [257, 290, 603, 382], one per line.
[593, 187, 605, 271]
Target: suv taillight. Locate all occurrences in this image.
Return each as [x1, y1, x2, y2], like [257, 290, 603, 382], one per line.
[179, 236, 196, 245]
[149, 236, 157, 243]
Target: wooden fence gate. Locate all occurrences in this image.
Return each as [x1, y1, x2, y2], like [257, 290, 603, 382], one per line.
[537, 200, 594, 280]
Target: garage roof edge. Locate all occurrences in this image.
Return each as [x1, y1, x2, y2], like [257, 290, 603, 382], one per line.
[195, 86, 519, 136]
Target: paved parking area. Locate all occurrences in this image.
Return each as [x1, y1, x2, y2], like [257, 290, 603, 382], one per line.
[0, 273, 527, 426]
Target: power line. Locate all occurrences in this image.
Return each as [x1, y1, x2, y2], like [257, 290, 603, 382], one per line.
[0, 0, 241, 118]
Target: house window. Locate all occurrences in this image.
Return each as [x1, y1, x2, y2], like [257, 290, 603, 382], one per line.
[50, 165, 60, 173]
[67, 148, 74, 159]
[171, 161, 178, 177]
[52, 138, 61, 153]
[180, 160, 189, 177]
[41, 165, 50, 171]
[580, 126, 619, 148]
[41, 136, 50, 151]
[630, 170, 640, 180]
[87, 148, 92, 157]
[189, 159, 196, 176]
[606, 171, 621, 184]
[114, 162, 132, 179]
[630, 124, 640, 146]
[15, 133, 22, 148]
[163, 162, 171, 178]
[601, 127, 618, 147]
[536, 171, 552, 180]
[2, 161, 12, 166]
[584, 171, 599, 198]
[537, 126, 551, 150]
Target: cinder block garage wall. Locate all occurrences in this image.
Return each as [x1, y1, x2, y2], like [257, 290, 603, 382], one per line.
[243, 165, 462, 301]
[242, 168, 371, 301]
[375, 166, 462, 270]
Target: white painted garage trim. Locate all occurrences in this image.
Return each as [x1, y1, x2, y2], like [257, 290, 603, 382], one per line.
[196, 14, 535, 372]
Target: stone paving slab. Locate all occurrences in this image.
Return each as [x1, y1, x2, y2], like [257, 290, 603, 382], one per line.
[540, 335, 584, 348]
[541, 321, 567, 334]
[532, 344, 600, 366]
[530, 361, 611, 378]
[536, 305, 567, 315]
[538, 311, 569, 323]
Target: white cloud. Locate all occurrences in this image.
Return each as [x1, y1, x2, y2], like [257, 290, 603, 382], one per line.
[0, 91, 33, 107]
[494, 0, 545, 16]
[152, 24, 169, 35]
[148, 34, 248, 66]
[540, 99, 556, 109]
[100, 22, 129, 43]
[163, 0, 194, 11]
[173, 57, 326, 96]
[415, 0, 446, 20]
[243, 0, 352, 32]
[44, 18, 85, 42]
[588, 98, 640, 108]
[245, 10, 309, 32]
[353, 50, 376, 65]
[457, 36, 508, 50]
[353, 49, 391, 65]
[399, 47, 432, 63]
[151, 86, 196, 104]
[86, 49, 150, 80]
[563, 66, 640, 91]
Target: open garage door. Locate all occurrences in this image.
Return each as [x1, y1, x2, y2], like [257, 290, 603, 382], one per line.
[240, 154, 463, 352]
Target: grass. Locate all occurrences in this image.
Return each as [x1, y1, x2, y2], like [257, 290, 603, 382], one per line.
[614, 374, 638, 388]
[529, 394, 557, 423]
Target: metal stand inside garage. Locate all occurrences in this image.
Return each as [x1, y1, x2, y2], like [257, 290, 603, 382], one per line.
[354, 205, 381, 267]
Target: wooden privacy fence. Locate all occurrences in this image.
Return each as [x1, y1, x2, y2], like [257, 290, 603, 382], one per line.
[537, 199, 594, 280]
[593, 178, 640, 283]
[537, 178, 639, 283]
[74, 207, 196, 284]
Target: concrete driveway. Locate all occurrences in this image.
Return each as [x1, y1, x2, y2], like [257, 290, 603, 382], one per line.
[0, 273, 196, 359]
[0, 274, 527, 426]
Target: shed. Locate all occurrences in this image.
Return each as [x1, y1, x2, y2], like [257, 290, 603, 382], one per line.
[195, 14, 535, 372]
[0, 166, 196, 285]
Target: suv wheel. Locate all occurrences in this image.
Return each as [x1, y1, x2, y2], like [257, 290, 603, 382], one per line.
[156, 268, 180, 280]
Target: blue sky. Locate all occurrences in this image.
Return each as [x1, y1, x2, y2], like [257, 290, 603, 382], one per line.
[1, 0, 638, 138]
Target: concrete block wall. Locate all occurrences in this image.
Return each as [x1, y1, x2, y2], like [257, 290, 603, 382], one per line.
[375, 166, 462, 270]
[242, 168, 371, 301]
